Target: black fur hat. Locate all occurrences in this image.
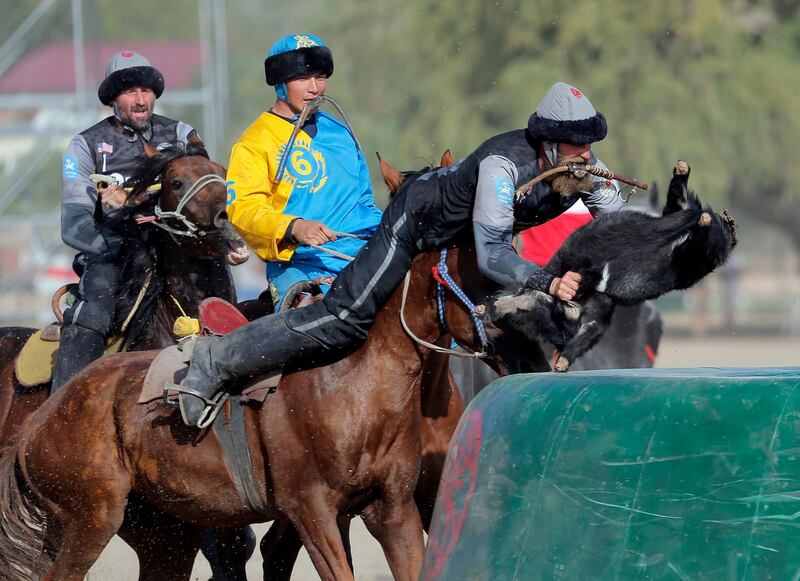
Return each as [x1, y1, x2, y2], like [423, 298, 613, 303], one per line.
[264, 34, 333, 86]
[526, 82, 607, 145]
[98, 51, 164, 106]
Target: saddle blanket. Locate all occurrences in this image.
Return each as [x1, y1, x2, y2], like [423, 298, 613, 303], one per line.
[138, 343, 280, 405]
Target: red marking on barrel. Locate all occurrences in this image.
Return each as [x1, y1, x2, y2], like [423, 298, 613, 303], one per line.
[426, 409, 483, 579]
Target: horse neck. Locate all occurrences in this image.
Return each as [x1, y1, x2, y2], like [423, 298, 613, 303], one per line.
[360, 254, 455, 405]
[160, 236, 236, 315]
[138, 234, 236, 349]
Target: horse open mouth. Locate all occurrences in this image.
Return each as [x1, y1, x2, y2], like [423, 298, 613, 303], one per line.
[214, 212, 251, 265]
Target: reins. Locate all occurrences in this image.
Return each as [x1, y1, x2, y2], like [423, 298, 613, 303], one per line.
[399, 248, 489, 359]
[308, 235, 489, 358]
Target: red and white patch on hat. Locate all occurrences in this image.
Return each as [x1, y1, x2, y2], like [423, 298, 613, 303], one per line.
[570, 87, 583, 98]
[121, 51, 134, 58]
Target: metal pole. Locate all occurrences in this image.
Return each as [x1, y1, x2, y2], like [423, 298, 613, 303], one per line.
[0, 0, 59, 76]
[198, 0, 217, 157]
[212, 0, 229, 149]
[71, 0, 87, 111]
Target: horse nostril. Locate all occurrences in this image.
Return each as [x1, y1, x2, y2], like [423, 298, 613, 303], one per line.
[213, 211, 229, 229]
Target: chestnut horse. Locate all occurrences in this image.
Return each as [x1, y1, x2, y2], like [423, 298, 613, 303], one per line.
[0, 144, 253, 579]
[0, 224, 537, 580]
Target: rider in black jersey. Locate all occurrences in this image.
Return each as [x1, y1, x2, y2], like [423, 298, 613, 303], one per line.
[178, 81, 626, 427]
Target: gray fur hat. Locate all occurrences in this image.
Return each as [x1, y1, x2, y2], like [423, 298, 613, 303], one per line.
[527, 82, 607, 145]
[98, 51, 164, 106]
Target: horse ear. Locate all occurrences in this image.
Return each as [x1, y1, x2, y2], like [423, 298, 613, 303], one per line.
[440, 149, 454, 167]
[376, 153, 404, 193]
[143, 141, 159, 158]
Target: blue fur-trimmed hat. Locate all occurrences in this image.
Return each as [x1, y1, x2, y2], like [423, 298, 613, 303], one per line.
[264, 33, 333, 86]
[98, 51, 164, 106]
[527, 82, 607, 145]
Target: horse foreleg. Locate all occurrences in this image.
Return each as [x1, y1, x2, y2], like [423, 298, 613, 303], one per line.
[117, 495, 204, 581]
[362, 497, 425, 581]
[261, 515, 354, 580]
[283, 488, 354, 581]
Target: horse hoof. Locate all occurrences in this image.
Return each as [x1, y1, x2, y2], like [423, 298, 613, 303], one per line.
[674, 160, 689, 176]
[554, 356, 570, 372]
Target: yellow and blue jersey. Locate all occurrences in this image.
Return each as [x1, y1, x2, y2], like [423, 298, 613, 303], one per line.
[225, 111, 381, 279]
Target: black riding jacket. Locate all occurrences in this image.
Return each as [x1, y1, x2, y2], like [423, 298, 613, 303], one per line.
[401, 129, 623, 290]
[60, 114, 197, 258]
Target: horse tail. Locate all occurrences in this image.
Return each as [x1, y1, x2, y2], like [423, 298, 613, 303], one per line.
[0, 449, 51, 580]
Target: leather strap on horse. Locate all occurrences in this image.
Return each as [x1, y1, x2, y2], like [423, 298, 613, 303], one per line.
[434, 249, 488, 346]
[213, 396, 271, 516]
[399, 270, 487, 359]
[515, 163, 649, 201]
[50, 271, 153, 336]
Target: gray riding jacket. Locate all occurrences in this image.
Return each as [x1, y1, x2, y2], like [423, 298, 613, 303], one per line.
[472, 148, 624, 290]
[60, 114, 196, 258]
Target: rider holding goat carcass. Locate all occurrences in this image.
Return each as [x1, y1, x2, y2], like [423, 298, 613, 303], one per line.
[225, 33, 382, 308]
[178, 80, 627, 427]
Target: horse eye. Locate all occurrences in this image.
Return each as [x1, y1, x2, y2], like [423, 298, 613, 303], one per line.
[171, 180, 183, 190]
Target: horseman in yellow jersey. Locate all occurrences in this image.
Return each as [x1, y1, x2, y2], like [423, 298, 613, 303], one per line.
[225, 33, 382, 308]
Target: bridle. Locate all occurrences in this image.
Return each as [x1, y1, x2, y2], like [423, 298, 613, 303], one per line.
[135, 173, 227, 239]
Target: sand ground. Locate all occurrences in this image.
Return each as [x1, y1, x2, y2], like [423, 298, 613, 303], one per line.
[85, 334, 800, 580]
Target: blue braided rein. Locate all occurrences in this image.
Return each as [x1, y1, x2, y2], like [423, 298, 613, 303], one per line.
[435, 248, 488, 347]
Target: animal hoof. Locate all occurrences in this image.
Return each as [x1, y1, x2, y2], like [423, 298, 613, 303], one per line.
[563, 300, 581, 321]
[674, 160, 689, 176]
[554, 356, 570, 372]
[698, 212, 712, 227]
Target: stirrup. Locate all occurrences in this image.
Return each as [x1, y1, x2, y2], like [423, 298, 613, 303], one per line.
[164, 383, 230, 429]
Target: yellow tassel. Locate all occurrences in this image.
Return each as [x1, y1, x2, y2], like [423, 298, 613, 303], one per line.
[173, 316, 201, 337]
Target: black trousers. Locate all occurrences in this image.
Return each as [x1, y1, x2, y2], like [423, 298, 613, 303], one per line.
[286, 185, 423, 350]
[64, 254, 125, 337]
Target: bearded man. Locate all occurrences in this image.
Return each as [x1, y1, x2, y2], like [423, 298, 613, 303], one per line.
[53, 50, 201, 389]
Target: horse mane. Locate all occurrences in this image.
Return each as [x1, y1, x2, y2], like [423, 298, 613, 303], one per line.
[126, 142, 210, 199]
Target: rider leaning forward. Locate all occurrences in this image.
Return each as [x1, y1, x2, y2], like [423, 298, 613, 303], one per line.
[178, 79, 627, 427]
[226, 33, 382, 309]
[53, 50, 202, 390]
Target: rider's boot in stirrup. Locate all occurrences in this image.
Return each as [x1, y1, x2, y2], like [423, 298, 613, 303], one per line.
[177, 311, 323, 427]
[51, 325, 106, 393]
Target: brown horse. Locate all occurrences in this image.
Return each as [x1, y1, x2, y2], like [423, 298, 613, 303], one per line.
[0, 143, 252, 579]
[0, 221, 540, 581]
[258, 149, 472, 580]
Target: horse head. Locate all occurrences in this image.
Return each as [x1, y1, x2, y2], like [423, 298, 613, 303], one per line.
[129, 142, 250, 265]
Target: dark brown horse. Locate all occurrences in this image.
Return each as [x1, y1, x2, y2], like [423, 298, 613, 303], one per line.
[0, 143, 251, 579]
[0, 143, 247, 448]
[0, 224, 538, 580]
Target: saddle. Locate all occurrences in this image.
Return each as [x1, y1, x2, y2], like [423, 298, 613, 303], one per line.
[14, 285, 124, 388]
[142, 281, 327, 411]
